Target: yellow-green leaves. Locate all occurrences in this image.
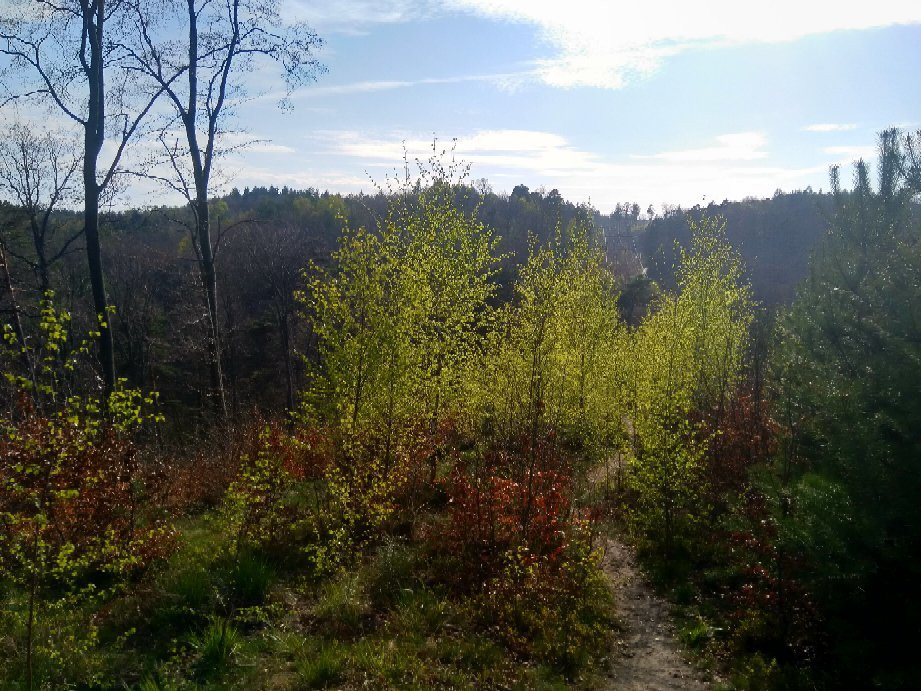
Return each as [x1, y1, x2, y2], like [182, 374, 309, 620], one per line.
[478, 214, 624, 460]
[301, 157, 500, 441]
[625, 215, 752, 552]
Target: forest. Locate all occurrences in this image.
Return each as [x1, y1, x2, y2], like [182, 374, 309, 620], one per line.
[3, 1, 921, 690]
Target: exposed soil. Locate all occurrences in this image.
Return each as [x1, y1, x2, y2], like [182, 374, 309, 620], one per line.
[600, 537, 715, 691]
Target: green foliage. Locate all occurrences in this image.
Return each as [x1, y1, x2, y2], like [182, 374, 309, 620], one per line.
[362, 537, 420, 609]
[299, 150, 503, 570]
[765, 130, 921, 686]
[222, 421, 306, 553]
[478, 216, 624, 456]
[311, 571, 372, 638]
[301, 150, 501, 443]
[474, 529, 614, 674]
[192, 616, 239, 675]
[0, 296, 171, 688]
[295, 640, 347, 688]
[625, 215, 752, 555]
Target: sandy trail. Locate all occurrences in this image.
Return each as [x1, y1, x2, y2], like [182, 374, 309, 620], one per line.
[599, 536, 713, 691]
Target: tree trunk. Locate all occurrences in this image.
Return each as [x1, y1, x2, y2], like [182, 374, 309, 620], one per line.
[83, 131, 115, 393]
[281, 311, 295, 414]
[83, 0, 115, 393]
[194, 196, 227, 418]
[29, 218, 50, 297]
[84, 148, 115, 392]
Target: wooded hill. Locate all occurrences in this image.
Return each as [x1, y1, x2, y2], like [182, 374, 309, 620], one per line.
[0, 184, 831, 431]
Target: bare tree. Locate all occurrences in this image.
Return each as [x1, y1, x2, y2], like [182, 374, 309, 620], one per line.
[0, 123, 82, 296]
[0, 206, 37, 405]
[121, 0, 324, 416]
[0, 0, 180, 391]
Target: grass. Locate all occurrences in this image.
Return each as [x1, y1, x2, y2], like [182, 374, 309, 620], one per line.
[0, 506, 615, 690]
[193, 617, 240, 675]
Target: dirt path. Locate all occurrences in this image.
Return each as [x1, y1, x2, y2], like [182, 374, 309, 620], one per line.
[600, 537, 714, 691]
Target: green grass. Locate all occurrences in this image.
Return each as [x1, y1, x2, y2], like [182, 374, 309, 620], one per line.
[193, 617, 240, 676]
[0, 507, 616, 690]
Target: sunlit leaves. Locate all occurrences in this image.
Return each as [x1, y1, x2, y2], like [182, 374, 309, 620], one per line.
[625, 215, 752, 552]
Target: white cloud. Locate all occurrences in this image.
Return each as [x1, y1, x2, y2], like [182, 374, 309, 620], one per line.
[219, 132, 297, 154]
[283, 1, 921, 88]
[444, 0, 921, 89]
[231, 163, 371, 192]
[283, 0, 438, 31]
[293, 72, 530, 99]
[312, 128, 605, 177]
[306, 128, 838, 210]
[804, 123, 859, 132]
[644, 132, 768, 162]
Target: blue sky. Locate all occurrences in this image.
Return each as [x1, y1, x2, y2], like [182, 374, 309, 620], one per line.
[7, 0, 921, 212]
[223, 0, 921, 212]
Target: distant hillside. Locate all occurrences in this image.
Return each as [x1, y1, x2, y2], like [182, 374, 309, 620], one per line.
[640, 191, 833, 307]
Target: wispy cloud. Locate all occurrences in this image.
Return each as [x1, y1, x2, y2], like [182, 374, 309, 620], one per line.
[311, 128, 604, 175]
[804, 123, 858, 132]
[642, 132, 768, 162]
[283, 0, 439, 32]
[283, 2, 921, 89]
[294, 72, 532, 99]
[823, 145, 877, 160]
[219, 132, 297, 154]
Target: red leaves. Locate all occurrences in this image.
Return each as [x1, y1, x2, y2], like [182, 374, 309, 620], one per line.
[0, 405, 175, 580]
[435, 434, 579, 586]
[699, 391, 779, 504]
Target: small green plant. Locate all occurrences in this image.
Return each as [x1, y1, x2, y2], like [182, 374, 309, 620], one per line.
[138, 672, 181, 691]
[225, 549, 274, 607]
[193, 616, 239, 675]
[311, 572, 371, 637]
[295, 641, 347, 689]
[363, 537, 419, 608]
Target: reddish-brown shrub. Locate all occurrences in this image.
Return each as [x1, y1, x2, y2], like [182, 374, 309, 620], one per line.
[0, 398, 176, 582]
[698, 389, 778, 510]
[433, 433, 581, 586]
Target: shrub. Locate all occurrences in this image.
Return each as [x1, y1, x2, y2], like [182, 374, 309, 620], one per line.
[0, 299, 174, 688]
[437, 435, 575, 585]
[222, 419, 318, 554]
[476, 527, 613, 673]
[305, 429, 413, 574]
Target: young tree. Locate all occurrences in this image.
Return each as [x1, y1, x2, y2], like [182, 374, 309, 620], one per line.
[304, 150, 500, 448]
[627, 215, 751, 556]
[122, 0, 324, 415]
[481, 215, 621, 450]
[768, 130, 921, 685]
[394, 159, 501, 474]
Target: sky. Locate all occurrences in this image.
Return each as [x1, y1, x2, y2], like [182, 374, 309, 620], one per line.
[7, 0, 921, 213]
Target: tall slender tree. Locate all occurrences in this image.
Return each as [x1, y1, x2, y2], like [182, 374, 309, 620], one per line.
[768, 130, 921, 685]
[1, 0, 176, 391]
[122, 0, 324, 416]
